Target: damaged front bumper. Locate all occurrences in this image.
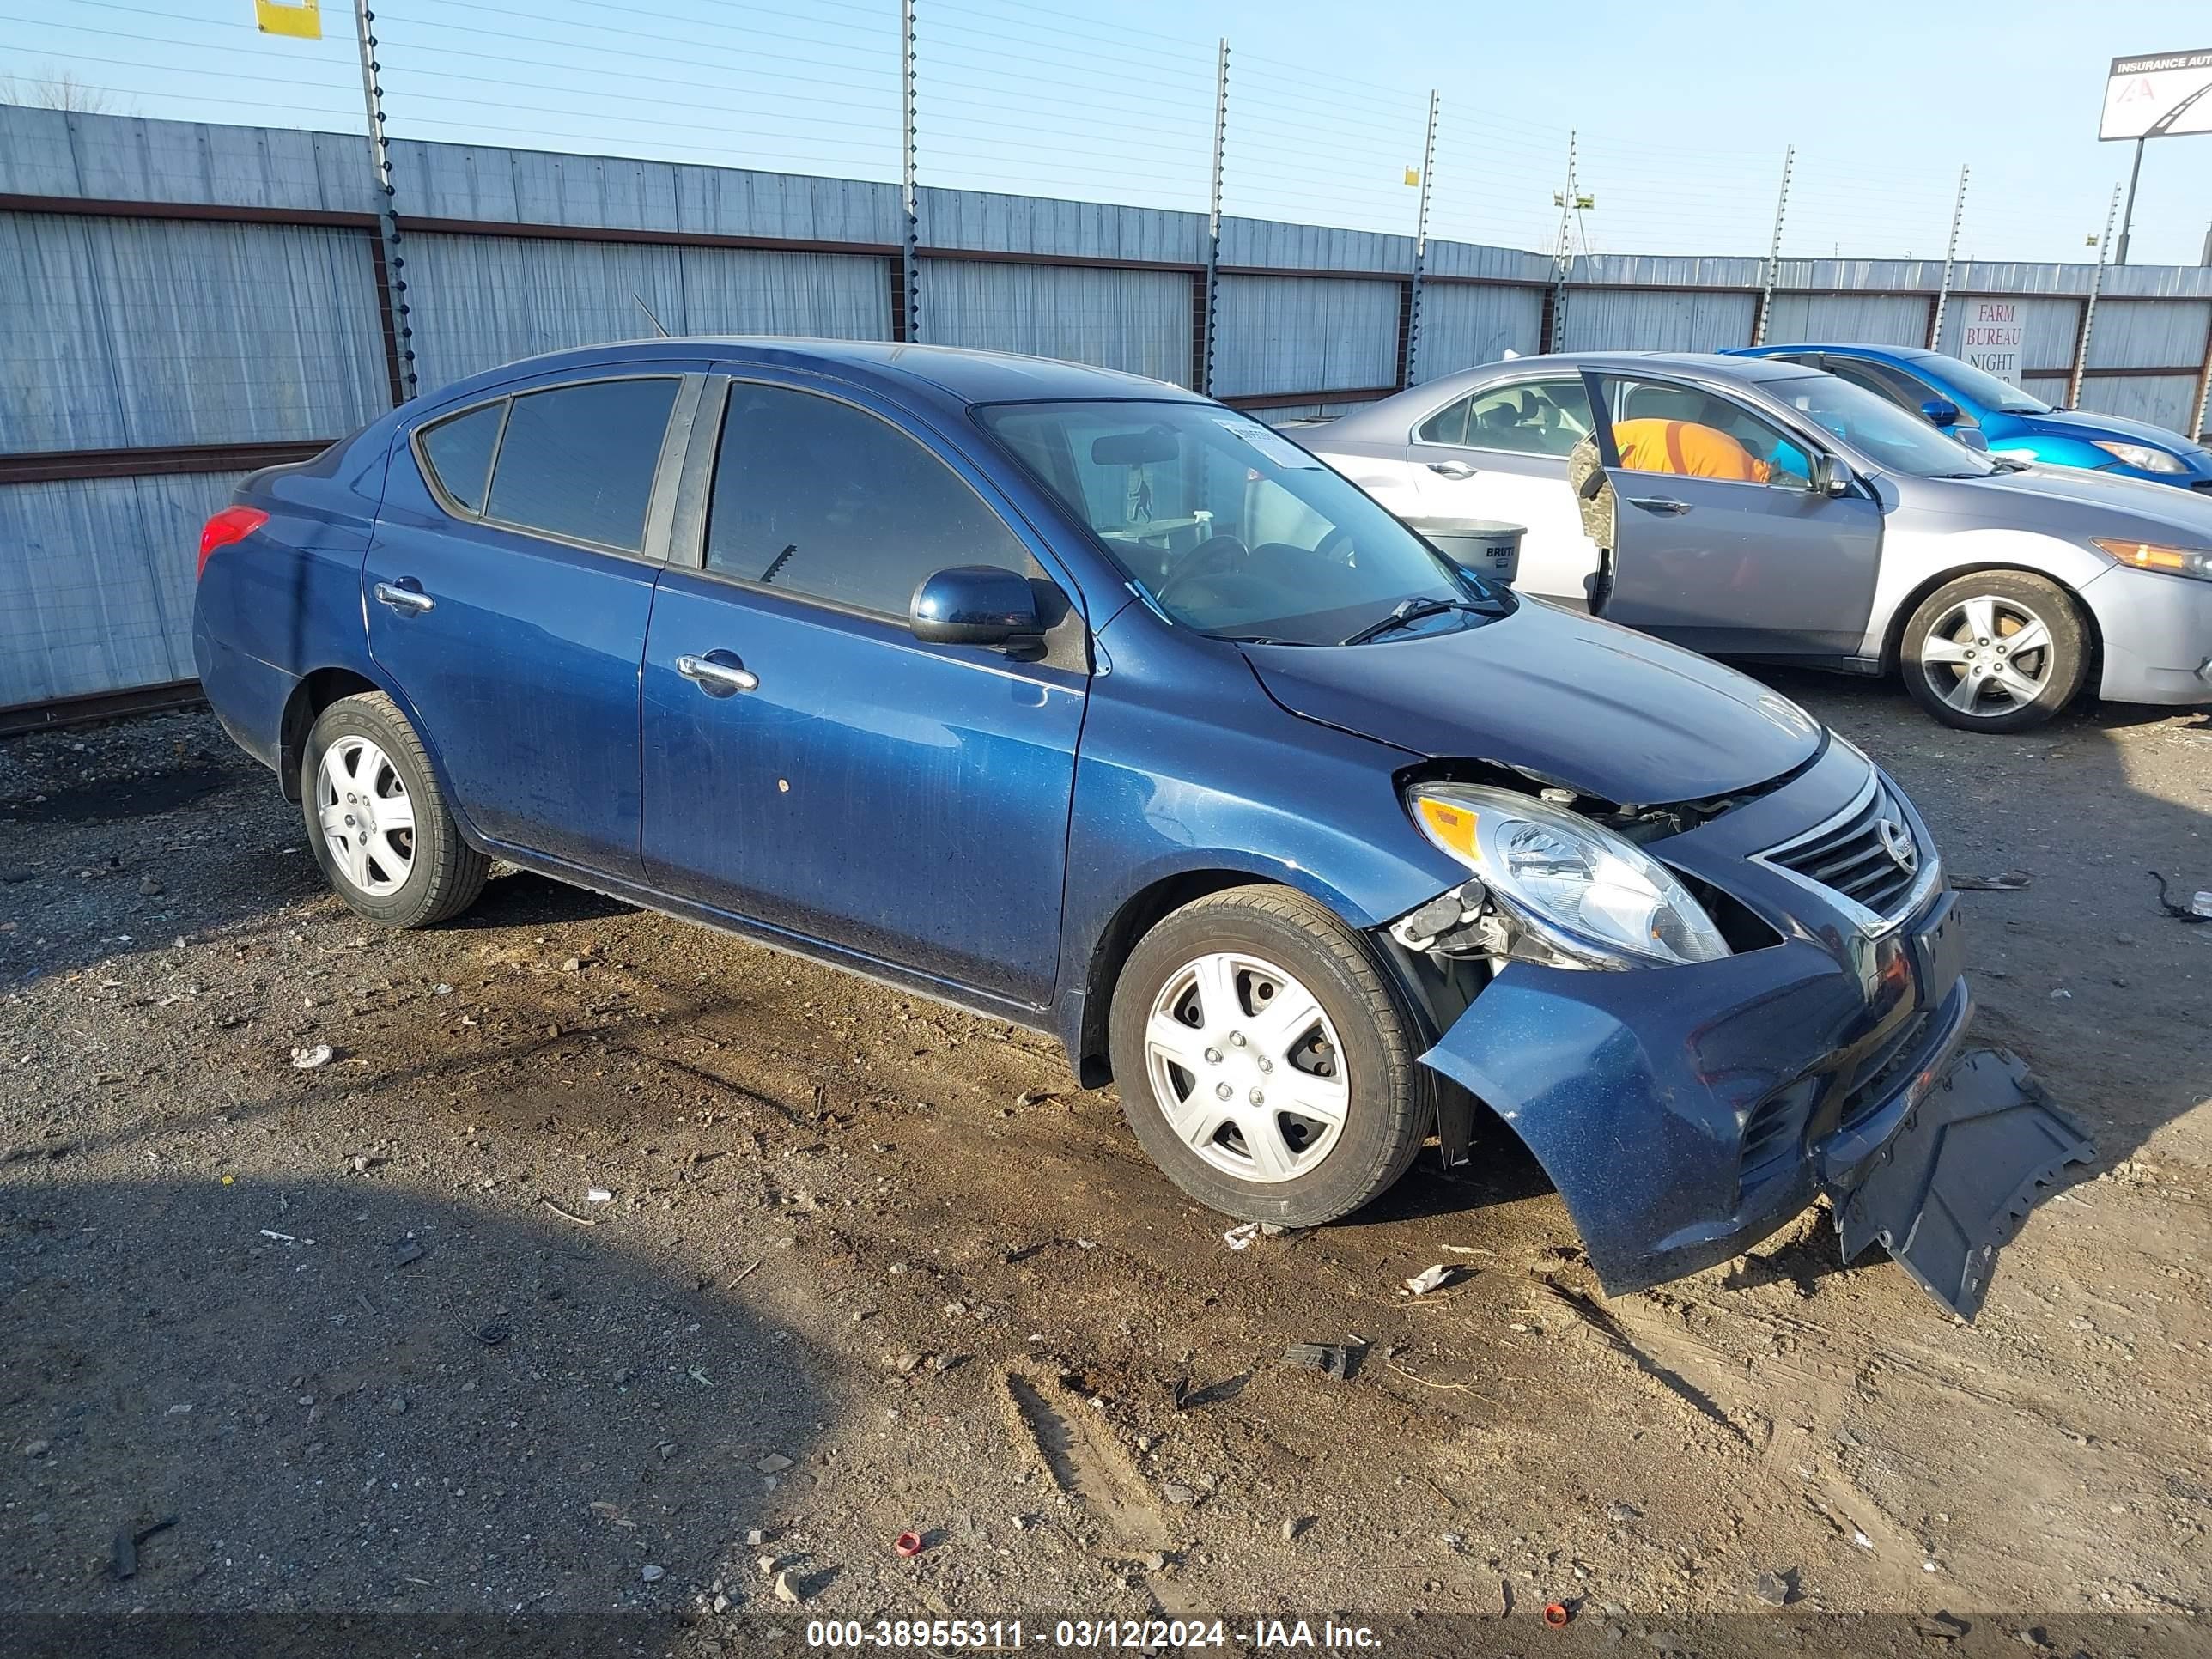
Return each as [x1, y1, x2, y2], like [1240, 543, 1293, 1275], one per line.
[1412, 747, 2093, 1318]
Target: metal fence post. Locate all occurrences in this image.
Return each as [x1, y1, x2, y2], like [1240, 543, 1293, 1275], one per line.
[1199, 37, 1228, 395]
[1751, 144, 1794, 347]
[350, 0, 416, 402]
[1402, 89, 1437, 387]
[899, 0, 921, 343]
[1545, 130, 1577, 353]
[1929, 163, 1969, 349]
[2071, 183, 2123, 408]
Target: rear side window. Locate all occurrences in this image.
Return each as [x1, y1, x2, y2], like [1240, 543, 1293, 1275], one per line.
[484, 378, 679, 552]
[417, 402, 504, 514]
[705, 383, 1035, 616]
[1416, 397, 1470, 446]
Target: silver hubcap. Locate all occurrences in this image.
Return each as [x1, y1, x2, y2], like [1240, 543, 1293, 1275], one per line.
[1918, 594, 2056, 717]
[1143, 951, 1349, 1184]
[315, 736, 416, 896]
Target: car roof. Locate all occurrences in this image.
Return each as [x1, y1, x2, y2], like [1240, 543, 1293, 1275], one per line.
[413, 337, 1204, 417]
[1748, 343, 1940, 363]
[1316, 351, 1818, 438]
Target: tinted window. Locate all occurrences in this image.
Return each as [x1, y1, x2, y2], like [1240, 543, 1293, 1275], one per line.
[1416, 397, 1470, 446]
[1458, 378, 1595, 457]
[706, 383, 1034, 616]
[484, 378, 678, 552]
[418, 402, 503, 514]
[1600, 375, 1814, 487]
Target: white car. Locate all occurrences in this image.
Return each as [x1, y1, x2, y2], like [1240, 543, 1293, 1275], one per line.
[1297, 351, 2212, 732]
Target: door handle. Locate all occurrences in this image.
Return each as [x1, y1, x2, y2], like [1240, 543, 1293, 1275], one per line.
[1626, 496, 1691, 515]
[373, 580, 434, 614]
[1426, 460, 1476, 480]
[675, 651, 759, 696]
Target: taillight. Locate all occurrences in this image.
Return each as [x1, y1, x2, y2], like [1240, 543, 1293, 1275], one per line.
[198, 506, 268, 579]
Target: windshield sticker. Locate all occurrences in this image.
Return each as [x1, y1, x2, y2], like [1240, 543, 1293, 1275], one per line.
[1215, 417, 1323, 468]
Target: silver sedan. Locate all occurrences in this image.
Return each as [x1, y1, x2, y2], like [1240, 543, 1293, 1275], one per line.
[1300, 351, 2212, 731]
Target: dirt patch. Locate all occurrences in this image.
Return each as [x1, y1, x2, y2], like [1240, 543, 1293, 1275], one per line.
[3, 688, 2209, 1634]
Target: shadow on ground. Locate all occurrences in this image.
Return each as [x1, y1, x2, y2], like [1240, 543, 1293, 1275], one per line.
[2, 1172, 827, 1639]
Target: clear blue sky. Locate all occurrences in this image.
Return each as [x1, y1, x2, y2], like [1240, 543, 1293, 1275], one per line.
[3, 0, 2207, 265]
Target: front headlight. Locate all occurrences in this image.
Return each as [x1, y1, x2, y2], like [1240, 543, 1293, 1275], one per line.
[2093, 536, 2212, 581]
[1404, 782, 1729, 968]
[2091, 440, 2188, 474]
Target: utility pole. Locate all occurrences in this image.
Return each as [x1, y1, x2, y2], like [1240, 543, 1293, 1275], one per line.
[350, 0, 415, 401]
[899, 0, 921, 343]
[1200, 37, 1229, 395]
[2115, 135, 2146, 265]
[1752, 143, 1794, 347]
[1929, 163, 1969, 349]
[2073, 182, 2124, 409]
[1405, 88, 1438, 386]
[1547, 130, 1577, 352]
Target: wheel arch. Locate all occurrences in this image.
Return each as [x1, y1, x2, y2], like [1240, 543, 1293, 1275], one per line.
[1879, 561, 2103, 681]
[1065, 862, 1425, 1090]
[278, 667, 471, 825]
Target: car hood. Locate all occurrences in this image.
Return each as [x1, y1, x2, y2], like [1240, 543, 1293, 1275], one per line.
[1239, 602, 1823, 803]
[1911, 462, 2212, 538]
[2014, 406, 2210, 458]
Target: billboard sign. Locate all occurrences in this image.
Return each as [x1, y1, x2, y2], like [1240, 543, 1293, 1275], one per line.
[2100, 48, 2212, 140]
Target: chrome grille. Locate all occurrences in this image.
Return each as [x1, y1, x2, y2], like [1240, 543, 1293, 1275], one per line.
[1762, 774, 1923, 922]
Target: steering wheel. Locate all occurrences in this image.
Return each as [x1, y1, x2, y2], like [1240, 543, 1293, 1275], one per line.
[1315, 526, 1356, 566]
[1154, 534, 1250, 605]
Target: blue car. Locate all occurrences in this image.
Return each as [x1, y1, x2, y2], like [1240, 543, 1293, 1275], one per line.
[1732, 343, 2212, 488]
[191, 338, 2087, 1316]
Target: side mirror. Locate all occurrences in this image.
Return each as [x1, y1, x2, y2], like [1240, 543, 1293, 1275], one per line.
[1954, 426, 1990, 453]
[1808, 454, 1853, 498]
[909, 564, 1042, 650]
[1920, 397, 1962, 428]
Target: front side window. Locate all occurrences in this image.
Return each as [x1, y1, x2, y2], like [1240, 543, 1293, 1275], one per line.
[417, 401, 504, 514]
[980, 399, 1505, 647]
[483, 378, 678, 552]
[1598, 376, 1813, 487]
[705, 382, 1036, 616]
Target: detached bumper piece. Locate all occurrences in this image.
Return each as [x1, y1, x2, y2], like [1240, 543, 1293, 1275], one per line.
[1830, 1048, 2093, 1320]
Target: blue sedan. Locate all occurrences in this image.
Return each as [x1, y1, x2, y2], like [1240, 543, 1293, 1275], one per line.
[1732, 343, 2212, 488]
[191, 338, 2086, 1315]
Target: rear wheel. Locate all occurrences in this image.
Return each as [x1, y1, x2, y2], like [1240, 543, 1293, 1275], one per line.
[301, 692, 488, 927]
[1899, 571, 2087, 733]
[1108, 885, 1431, 1226]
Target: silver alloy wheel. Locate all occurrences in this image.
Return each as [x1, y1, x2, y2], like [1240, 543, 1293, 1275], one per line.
[1917, 592, 2056, 717]
[315, 735, 416, 896]
[1142, 950, 1350, 1184]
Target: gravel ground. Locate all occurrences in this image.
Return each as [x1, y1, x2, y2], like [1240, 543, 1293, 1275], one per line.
[2, 681, 2208, 1656]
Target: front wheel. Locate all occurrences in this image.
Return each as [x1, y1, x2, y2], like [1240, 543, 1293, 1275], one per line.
[1899, 571, 2087, 733]
[1107, 885, 1431, 1226]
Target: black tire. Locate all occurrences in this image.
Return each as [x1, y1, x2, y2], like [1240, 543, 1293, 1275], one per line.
[1107, 884, 1431, 1226]
[301, 691, 489, 928]
[1899, 570, 2087, 733]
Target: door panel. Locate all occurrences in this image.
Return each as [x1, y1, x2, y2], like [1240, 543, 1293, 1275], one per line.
[1600, 477, 1884, 659]
[640, 373, 1086, 1007]
[642, 574, 1085, 1004]
[1593, 371, 1885, 659]
[363, 372, 696, 876]
[1408, 376, 1601, 605]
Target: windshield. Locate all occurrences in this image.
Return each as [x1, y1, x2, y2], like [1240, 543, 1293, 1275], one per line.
[1764, 373, 1998, 478]
[977, 400, 1503, 646]
[1925, 354, 2053, 415]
